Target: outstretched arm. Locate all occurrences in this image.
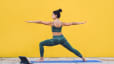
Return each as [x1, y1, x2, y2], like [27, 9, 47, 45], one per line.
[24, 20, 52, 25]
[62, 21, 87, 26]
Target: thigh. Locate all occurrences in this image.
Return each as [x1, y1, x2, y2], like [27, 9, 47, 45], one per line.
[40, 38, 60, 46]
[60, 39, 74, 50]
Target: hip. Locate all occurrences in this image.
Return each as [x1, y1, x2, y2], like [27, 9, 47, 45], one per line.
[53, 34, 67, 42]
[52, 32, 62, 36]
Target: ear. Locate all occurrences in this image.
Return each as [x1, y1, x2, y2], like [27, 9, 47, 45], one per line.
[55, 15, 57, 18]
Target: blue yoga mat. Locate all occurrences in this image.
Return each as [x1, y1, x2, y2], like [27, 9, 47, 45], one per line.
[30, 60, 102, 63]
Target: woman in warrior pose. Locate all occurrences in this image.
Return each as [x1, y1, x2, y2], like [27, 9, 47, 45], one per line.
[25, 9, 87, 62]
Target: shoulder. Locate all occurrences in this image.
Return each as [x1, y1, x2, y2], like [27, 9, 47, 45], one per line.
[49, 21, 53, 26]
[47, 21, 53, 24]
[61, 21, 65, 26]
[61, 21, 65, 24]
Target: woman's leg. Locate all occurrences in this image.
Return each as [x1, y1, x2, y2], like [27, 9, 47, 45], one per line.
[38, 38, 60, 62]
[60, 39, 86, 61]
[39, 38, 59, 57]
[60, 40, 83, 58]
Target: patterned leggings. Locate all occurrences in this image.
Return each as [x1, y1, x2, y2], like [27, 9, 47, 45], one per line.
[39, 34, 83, 58]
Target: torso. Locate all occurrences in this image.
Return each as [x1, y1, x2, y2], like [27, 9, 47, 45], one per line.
[51, 21, 63, 36]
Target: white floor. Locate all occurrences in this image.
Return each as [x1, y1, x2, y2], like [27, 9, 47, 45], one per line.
[0, 57, 114, 64]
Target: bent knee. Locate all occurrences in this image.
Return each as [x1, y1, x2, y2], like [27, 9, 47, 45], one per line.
[39, 41, 44, 46]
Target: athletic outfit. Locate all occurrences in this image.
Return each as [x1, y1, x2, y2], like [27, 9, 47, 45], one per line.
[39, 22, 83, 58]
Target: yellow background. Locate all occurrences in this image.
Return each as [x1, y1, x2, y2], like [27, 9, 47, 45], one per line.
[0, 0, 114, 57]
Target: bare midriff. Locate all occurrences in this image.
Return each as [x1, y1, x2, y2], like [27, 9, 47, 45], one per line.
[52, 32, 63, 36]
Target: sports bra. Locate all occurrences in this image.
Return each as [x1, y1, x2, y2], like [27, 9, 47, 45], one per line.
[52, 22, 62, 32]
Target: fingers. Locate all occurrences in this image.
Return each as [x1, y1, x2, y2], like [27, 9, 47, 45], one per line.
[84, 21, 87, 23]
[83, 21, 87, 24]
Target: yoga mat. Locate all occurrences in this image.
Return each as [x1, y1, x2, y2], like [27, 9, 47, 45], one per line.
[30, 60, 102, 63]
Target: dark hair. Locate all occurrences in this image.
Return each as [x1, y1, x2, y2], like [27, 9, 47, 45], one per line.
[53, 9, 62, 18]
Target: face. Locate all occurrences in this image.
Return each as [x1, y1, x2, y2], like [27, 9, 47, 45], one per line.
[52, 13, 57, 20]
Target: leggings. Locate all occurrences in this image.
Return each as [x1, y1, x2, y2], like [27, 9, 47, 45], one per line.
[39, 34, 83, 58]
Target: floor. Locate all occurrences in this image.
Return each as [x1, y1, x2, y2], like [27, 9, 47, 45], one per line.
[0, 57, 114, 64]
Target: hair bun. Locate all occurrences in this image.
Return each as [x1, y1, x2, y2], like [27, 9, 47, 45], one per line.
[58, 9, 62, 12]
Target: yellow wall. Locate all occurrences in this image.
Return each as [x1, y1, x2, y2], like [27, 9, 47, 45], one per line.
[0, 0, 114, 57]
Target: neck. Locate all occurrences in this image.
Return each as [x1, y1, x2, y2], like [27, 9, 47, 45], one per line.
[54, 18, 59, 21]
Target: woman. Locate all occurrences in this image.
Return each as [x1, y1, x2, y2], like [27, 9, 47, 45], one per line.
[25, 9, 87, 62]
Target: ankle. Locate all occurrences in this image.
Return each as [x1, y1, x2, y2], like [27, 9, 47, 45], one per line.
[40, 57, 44, 60]
[81, 57, 85, 59]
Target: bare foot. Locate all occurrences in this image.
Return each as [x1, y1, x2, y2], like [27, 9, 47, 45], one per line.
[36, 57, 44, 62]
[81, 57, 87, 62]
